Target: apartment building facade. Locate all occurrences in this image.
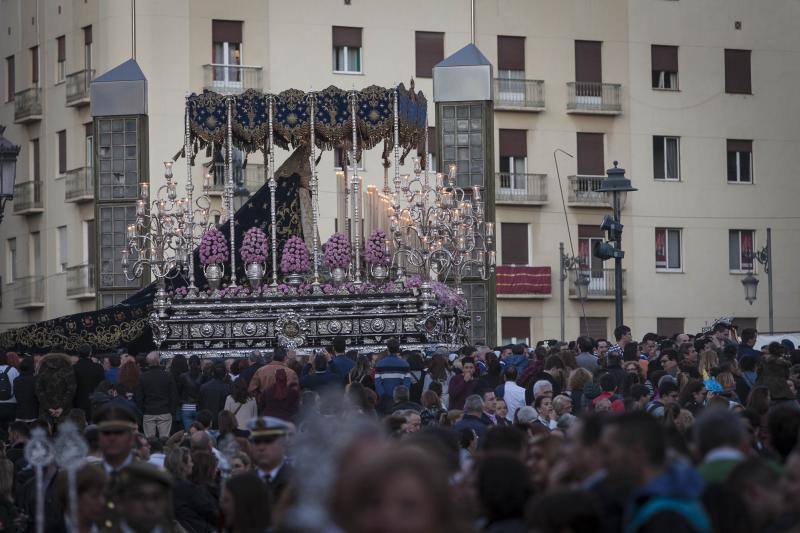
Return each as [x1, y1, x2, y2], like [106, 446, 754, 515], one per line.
[0, 0, 798, 342]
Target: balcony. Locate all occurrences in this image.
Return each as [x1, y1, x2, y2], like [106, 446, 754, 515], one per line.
[567, 175, 610, 207]
[496, 266, 551, 298]
[566, 82, 622, 115]
[66, 69, 95, 107]
[65, 167, 94, 203]
[493, 79, 545, 111]
[208, 163, 265, 196]
[203, 64, 263, 95]
[13, 181, 44, 215]
[243, 163, 266, 194]
[14, 276, 45, 309]
[569, 269, 626, 299]
[67, 264, 95, 299]
[13, 87, 43, 123]
[496, 173, 547, 205]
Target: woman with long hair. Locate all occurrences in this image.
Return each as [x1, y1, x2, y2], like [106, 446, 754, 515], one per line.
[746, 386, 771, 416]
[117, 360, 140, 399]
[423, 353, 453, 408]
[218, 410, 249, 441]
[223, 378, 258, 430]
[699, 350, 720, 378]
[679, 379, 707, 415]
[566, 368, 593, 414]
[419, 390, 444, 427]
[168, 447, 218, 533]
[169, 355, 189, 385]
[347, 354, 375, 389]
[219, 472, 271, 533]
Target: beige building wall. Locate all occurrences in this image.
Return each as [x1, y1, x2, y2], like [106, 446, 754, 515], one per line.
[0, 0, 798, 343]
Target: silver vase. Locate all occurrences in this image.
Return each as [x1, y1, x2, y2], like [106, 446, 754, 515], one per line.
[204, 263, 224, 292]
[371, 264, 389, 281]
[331, 266, 347, 283]
[246, 262, 265, 290]
[285, 272, 305, 286]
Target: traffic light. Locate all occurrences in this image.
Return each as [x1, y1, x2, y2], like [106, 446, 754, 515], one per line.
[593, 240, 623, 261]
[600, 215, 623, 242]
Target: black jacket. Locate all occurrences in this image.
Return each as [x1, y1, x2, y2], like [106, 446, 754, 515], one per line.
[172, 479, 218, 533]
[13, 374, 38, 420]
[197, 379, 230, 427]
[135, 367, 178, 416]
[238, 362, 263, 388]
[177, 370, 204, 404]
[73, 358, 106, 418]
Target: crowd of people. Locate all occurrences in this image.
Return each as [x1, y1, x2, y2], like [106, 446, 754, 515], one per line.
[0, 321, 798, 532]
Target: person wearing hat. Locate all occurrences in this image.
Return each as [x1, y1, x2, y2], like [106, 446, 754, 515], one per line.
[93, 404, 139, 482]
[247, 416, 293, 507]
[104, 462, 178, 533]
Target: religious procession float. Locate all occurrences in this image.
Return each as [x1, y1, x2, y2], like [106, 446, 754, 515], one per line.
[0, 83, 495, 358]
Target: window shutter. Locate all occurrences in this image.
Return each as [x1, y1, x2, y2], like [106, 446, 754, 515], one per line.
[725, 49, 751, 94]
[501, 223, 529, 265]
[497, 36, 525, 71]
[653, 136, 665, 179]
[577, 132, 604, 175]
[57, 36, 65, 62]
[499, 129, 527, 157]
[575, 40, 602, 83]
[85, 122, 93, 137]
[655, 228, 667, 268]
[727, 139, 752, 153]
[32, 139, 40, 181]
[7, 56, 14, 100]
[657, 318, 684, 338]
[31, 46, 38, 84]
[578, 224, 604, 238]
[415, 31, 444, 78]
[332, 26, 362, 48]
[58, 131, 67, 175]
[651, 45, 678, 72]
[502, 317, 530, 342]
[83, 25, 92, 45]
[580, 317, 608, 340]
[87, 219, 96, 265]
[212, 20, 243, 43]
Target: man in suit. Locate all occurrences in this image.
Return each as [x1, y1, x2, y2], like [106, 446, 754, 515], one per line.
[247, 416, 293, 507]
[73, 344, 106, 420]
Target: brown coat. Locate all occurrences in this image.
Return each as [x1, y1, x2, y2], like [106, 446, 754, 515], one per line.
[248, 361, 299, 395]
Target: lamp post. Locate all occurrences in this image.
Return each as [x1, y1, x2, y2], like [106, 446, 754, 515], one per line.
[559, 242, 589, 341]
[0, 125, 21, 224]
[595, 162, 636, 329]
[741, 227, 773, 334]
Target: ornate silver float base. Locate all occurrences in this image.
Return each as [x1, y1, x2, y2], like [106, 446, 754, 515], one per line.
[151, 290, 470, 358]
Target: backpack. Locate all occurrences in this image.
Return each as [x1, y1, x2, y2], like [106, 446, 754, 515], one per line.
[0, 367, 13, 401]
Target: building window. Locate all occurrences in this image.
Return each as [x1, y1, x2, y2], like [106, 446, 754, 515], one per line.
[30, 46, 39, 86]
[498, 129, 527, 191]
[462, 281, 487, 345]
[84, 219, 95, 265]
[57, 130, 67, 176]
[497, 36, 525, 101]
[440, 103, 485, 187]
[651, 45, 678, 89]
[212, 20, 243, 87]
[500, 223, 529, 265]
[653, 136, 680, 180]
[415, 31, 444, 78]
[85, 123, 94, 171]
[83, 25, 92, 71]
[57, 226, 68, 273]
[578, 224, 605, 272]
[577, 132, 605, 175]
[727, 139, 752, 183]
[6, 239, 16, 283]
[5, 56, 13, 102]
[725, 49, 751, 94]
[97, 117, 139, 200]
[30, 139, 40, 182]
[56, 36, 66, 82]
[99, 205, 140, 289]
[332, 26, 362, 73]
[580, 317, 608, 340]
[729, 229, 755, 272]
[655, 228, 682, 271]
[30, 232, 41, 276]
[575, 40, 602, 83]
[501, 317, 530, 345]
[657, 318, 685, 338]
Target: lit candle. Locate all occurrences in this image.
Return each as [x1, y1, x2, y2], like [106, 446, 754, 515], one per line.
[127, 224, 135, 239]
[485, 222, 494, 238]
[121, 248, 129, 267]
[472, 186, 482, 201]
[136, 200, 145, 216]
[436, 173, 444, 189]
[477, 250, 485, 262]
[140, 183, 149, 200]
[204, 172, 212, 189]
[489, 250, 496, 266]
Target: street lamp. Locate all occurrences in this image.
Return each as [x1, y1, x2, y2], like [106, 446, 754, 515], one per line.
[595, 161, 636, 329]
[741, 227, 773, 334]
[0, 125, 21, 225]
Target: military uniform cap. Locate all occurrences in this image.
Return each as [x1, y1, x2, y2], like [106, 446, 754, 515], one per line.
[247, 416, 290, 440]
[93, 404, 138, 432]
[116, 462, 173, 493]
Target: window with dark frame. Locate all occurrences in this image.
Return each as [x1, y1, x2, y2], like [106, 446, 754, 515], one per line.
[56, 36, 66, 83]
[57, 226, 68, 273]
[498, 129, 527, 191]
[497, 36, 525, 101]
[332, 26, 362, 73]
[30, 139, 40, 182]
[578, 224, 605, 273]
[574, 40, 602, 83]
[727, 139, 752, 183]
[57, 130, 67, 176]
[462, 281, 487, 345]
[725, 49, 751, 94]
[5, 56, 13, 102]
[729, 229, 755, 272]
[576, 132, 605, 175]
[440, 103, 485, 187]
[651, 45, 678, 89]
[653, 136, 680, 180]
[97, 117, 139, 200]
[212, 20, 243, 85]
[580, 317, 608, 340]
[30, 46, 39, 85]
[83, 25, 93, 71]
[500, 223, 529, 265]
[655, 228, 682, 270]
[7, 238, 16, 283]
[501, 317, 531, 345]
[415, 31, 444, 78]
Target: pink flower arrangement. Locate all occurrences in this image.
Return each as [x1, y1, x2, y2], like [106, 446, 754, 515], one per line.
[324, 233, 352, 269]
[365, 229, 390, 266]
[241, 227, 269, 264]
[280, 236, 310, 274]
[199, 228, 229, 265]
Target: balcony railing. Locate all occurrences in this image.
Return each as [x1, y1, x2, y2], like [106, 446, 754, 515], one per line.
[494, 79, 545, 110]
[67, 264, 95, 299]
[65, 167, 94, 202]
[13, 87, 43, 123]
[567, 175, 610, 207]
[209, 163, 265, 196]
[66, 69, 95, 106]
[13, 181, 44, 214]
[569, 268, 626, 298]
[203, 64, 263, 95]
[495, 173, 547, 204]
[14, 275, 45, 309]
[566, 82, 622, 114]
